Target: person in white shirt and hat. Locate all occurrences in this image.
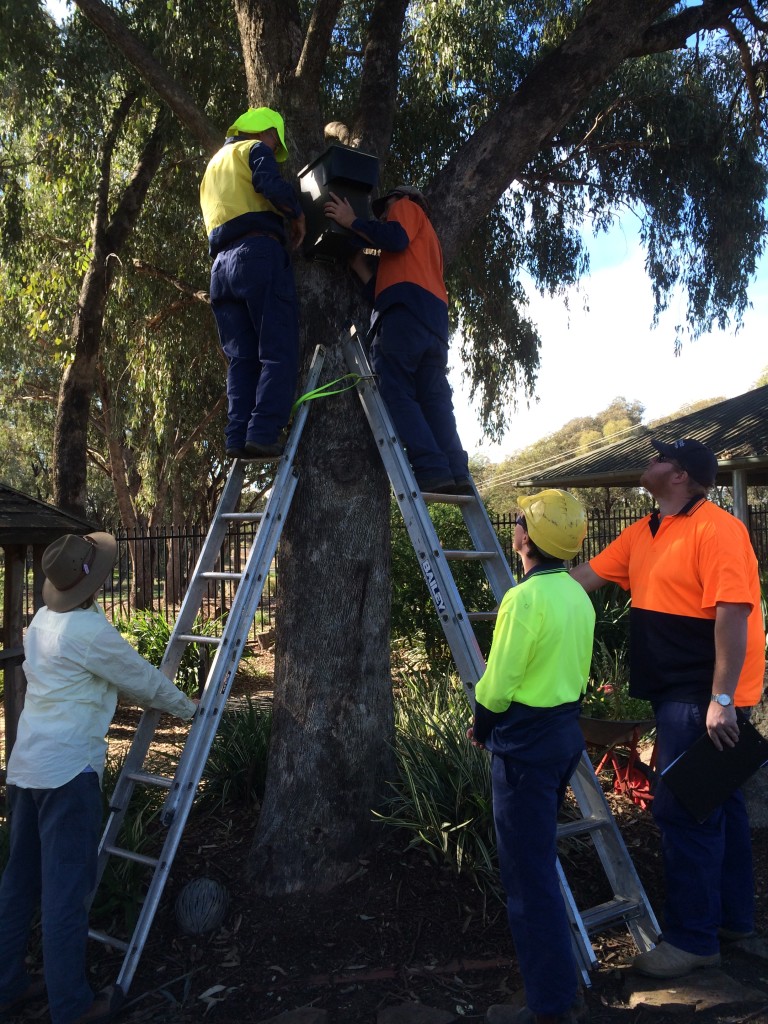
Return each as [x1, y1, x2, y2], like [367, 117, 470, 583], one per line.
[0, 533, 197, 1024]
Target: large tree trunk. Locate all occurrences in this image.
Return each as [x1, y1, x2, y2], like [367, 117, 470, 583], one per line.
[248, 265, 396, 893]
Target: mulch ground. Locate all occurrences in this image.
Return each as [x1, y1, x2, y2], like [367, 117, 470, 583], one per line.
[79, 713, 768, 1024]
[5, 653, 768, 1024]
[83, 803, 768, 1024]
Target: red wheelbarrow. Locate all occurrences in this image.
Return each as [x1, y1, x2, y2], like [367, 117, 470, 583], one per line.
[579, 716, 657, 810]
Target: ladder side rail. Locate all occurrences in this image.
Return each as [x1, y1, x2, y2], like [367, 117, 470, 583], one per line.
[112, 801, 191, 994]
[556, 858, 598, 985]
[458, 495, 517, 605]
[343, 328, 485, 696]
[159, 467, 300, 824]
[107, 464, 298, 993]
[159, 461, 248, 678]
[568, 754, 660, 951]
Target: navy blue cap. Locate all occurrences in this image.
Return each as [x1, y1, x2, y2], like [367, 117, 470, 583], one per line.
[651, 438, 718, 488]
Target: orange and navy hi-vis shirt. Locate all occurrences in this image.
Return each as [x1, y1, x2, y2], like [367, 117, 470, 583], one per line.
[349, 197, 449, 340]
[590, 498, 765, 707]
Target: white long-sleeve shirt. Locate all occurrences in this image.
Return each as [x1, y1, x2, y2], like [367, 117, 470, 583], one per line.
[9, 603, 196, 788]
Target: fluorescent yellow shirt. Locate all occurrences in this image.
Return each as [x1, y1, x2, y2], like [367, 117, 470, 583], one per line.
[476, 567, 595, 713]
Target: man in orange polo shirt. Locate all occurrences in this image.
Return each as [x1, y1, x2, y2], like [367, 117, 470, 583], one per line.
[572, 438, 765, 979]
[324, 185, 470, 494]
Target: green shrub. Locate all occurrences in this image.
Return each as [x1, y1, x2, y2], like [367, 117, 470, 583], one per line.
[201, 696, 272, 809]
[115, 610, 222, 697]
[375, 671, 500, 897]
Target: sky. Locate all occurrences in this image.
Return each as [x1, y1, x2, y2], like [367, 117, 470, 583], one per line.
[449, 223, 768, 461]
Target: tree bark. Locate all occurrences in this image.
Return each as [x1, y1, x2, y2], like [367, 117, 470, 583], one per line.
[52, 104, 167, 517]
[249, 263, 396, 893]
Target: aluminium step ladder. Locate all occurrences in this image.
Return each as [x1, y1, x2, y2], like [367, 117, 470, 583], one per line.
[88, 344, 327, 1000]
[343, 323, 660, 983]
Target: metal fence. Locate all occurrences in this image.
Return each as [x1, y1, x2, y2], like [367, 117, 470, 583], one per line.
[9, 501, 768, 630]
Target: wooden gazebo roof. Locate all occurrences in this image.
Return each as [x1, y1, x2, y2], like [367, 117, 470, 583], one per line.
[0, 483, 95, 545]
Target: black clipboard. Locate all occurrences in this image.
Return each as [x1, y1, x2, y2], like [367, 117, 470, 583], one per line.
[660, 713, 768, 822]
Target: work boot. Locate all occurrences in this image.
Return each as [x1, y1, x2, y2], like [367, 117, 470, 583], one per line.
[243, 440, 285, 460]
[632, 940, 720, 978]
[452, 476, 474, 495]
[418, 476, 456, 494]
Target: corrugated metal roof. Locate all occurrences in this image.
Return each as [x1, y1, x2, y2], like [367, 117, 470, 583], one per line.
[512, 384, 768, 488]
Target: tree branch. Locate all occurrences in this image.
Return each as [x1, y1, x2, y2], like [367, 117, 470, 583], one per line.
[350, 0, 409, 157]
[72, 0, 221, 154]
[631, 0, 741, 55]
[295, 0, 343, 95]
[428, 0, 748, 264]
[93, 91, 138, 251]
[130, 258, 210, 304]
[105, 107, 169, 254]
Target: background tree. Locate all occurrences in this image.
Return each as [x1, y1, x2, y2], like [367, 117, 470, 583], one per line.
[3, 0, 767, 894]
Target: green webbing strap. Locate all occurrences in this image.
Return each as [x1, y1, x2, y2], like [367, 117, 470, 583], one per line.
[290, 372, 364, 417]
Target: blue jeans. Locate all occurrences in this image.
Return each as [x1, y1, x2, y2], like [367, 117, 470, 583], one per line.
[210, 236, 299, 450]
[652, 700, 754, 955]
[491, 751, 582, 1016]
[372, 307, 468, 485]
[0, 774, 103, 1024]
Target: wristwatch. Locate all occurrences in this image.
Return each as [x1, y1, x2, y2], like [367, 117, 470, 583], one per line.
[711, 693, 733, 707]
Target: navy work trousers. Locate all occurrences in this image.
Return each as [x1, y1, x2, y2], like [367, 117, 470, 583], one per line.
[372, 306, 468, 486]
[491, 750, 582, 1016]
[0, 774, 103, 1024]
[652, 699, 754, 955]
[210, 236, 299, 450]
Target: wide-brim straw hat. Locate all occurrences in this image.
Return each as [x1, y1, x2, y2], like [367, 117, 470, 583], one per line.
[42, 532, 118, 612]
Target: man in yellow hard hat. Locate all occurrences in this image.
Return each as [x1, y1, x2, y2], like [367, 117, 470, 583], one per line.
[468, 490, 595, 1024]
[200, 107, 306, 460]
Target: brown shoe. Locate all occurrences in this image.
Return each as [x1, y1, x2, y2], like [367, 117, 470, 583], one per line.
[72, 986, 121, 1024]
[632, 941, 720, 978]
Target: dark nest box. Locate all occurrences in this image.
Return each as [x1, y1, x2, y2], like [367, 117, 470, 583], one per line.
[297, 144, 379, 262]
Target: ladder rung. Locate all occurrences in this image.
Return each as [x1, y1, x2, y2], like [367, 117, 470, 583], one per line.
[104, 845, 160, 868]
[580, 897, 643, 933]
[221, 512, 264, 522]
[177, 634, 222, 645]
[443, 550, 497, 561]
[556, 815, 608, 839]
[421, 492, 473, 503]
[200, 571, 243, 581]
[125, 770, 175, 789]
[467, 611, 498, 622]
[89, 928, 129, 952]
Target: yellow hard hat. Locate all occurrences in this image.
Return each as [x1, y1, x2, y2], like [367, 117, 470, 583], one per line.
[518, 489, 587, 560]
[227, 107, 288, 162]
